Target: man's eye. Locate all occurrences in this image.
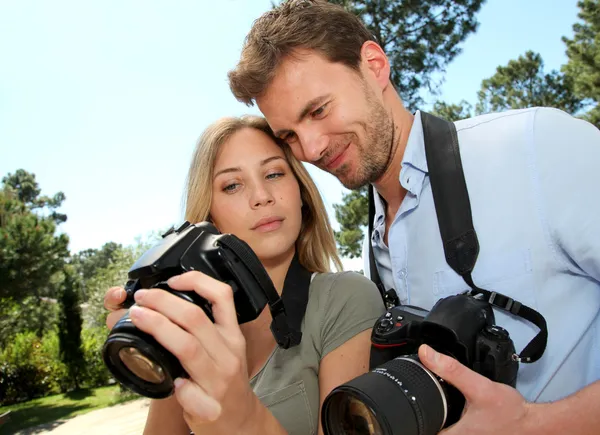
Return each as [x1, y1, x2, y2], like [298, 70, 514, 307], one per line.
[311, 104, 328, 119]
[282, 132, 297, 143]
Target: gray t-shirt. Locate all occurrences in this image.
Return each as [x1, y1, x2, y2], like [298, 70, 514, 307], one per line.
[250, 271, 386, 435]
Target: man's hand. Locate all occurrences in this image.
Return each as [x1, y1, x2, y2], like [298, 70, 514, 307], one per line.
[418, 344, 536, 435]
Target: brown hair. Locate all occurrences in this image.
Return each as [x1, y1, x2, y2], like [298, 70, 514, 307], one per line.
[184, 115, 343, 273]
[228, 0, 374, 106]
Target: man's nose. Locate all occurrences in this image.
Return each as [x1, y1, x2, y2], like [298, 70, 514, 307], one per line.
[298, 130, 329, 163]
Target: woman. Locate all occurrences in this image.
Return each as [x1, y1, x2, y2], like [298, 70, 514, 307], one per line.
[103, 115, 385, 435]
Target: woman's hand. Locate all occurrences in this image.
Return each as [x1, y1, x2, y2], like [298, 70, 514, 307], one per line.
[104, 286, 128, 329]
[128, 271, 261, 434]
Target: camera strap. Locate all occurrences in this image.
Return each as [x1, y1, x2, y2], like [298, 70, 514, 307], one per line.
[420, 111, 547, 363]
[368, 185, 401, 310]
[218, 236, 305, 349]
[367, 112, 548, 363]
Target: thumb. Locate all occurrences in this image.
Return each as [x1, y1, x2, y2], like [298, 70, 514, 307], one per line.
[418, 344, 492, 403]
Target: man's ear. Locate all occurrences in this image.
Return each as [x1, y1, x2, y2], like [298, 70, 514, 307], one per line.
[360, 41, 391, 91]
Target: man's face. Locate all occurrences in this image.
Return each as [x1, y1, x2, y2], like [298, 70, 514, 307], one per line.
[256, 50, 394, 189]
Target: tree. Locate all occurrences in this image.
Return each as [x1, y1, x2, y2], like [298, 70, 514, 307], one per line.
[476, 51, 583, 115]
[327, 0, 486, 256]
[328, 0, 486, 110]
[57, 266, 85, 391]
[0, 170, 69, 302]
[431, 100, 473, 121]
[72, 242, 123, 301]
[562, 0, 600, 128]
[334, 186, 369, 258]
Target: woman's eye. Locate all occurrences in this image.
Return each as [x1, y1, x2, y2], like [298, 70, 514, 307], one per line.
[266, 172, 284, 180]
[223, 183, 239, 192]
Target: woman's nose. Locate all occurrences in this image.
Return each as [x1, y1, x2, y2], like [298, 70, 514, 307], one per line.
[250, 184, 275, 208]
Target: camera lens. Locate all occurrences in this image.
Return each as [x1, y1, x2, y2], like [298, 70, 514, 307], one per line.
[118, 347, 166, 384]
[322, 355, 464, 435]
[102, 310, 186, 398]
[324, 393, 384, 435]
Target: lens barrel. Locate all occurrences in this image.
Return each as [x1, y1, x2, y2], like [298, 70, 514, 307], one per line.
[102, 310, 186, 398]
[322, 355, 462, 435]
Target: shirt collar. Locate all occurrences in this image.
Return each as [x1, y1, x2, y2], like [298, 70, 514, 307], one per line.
[371, 110, 429, 232]
[401, 110, 428, 174]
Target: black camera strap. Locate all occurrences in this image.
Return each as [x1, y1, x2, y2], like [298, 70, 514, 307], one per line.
[367, 112, 548, 363]
[218, 236, 305, 349]
[420, 111, 547, 363]
[368, 185, 401, 310]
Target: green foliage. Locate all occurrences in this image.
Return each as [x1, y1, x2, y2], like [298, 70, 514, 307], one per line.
[328, 0, 486, 110]
[0, 296, 60, 349]
[82, 246, 139, 328]
[476, 51, 583, 115]
[57, 267, 85, 391]
[0, 170, 69, 303]
[0, 327, 113, 406]
[72, 242, 124, 301]
[0, 332, 65, 404]
[562, 0, 600, 128]
[334, 186, 369, 258]
[80, 327, 111, 387]
[431, 100, 473, 121]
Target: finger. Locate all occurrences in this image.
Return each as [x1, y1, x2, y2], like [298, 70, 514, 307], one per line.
[104, 287, 127, 311]
[167, 272, 238, 329]
[128, 305, 226, 390]
[174, 377, 222, 423]
[133, 288, 238, 362]
[418, 344, 493, 403]
[106, 309, 128, 330]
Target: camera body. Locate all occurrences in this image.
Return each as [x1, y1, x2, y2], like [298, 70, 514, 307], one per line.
[119, 220, 269, 322]
[321, 293, 519, 435]
[103, 221, 274, 398]
[371, 294, 518, 389]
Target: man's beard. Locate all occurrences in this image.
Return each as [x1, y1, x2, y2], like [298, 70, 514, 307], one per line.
[332, 90, 395, 190]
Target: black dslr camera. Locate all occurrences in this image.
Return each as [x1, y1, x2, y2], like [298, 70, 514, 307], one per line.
[321, 113, 548, 435]
[322, 292, 518, 435]
[102, 221, 298, 399]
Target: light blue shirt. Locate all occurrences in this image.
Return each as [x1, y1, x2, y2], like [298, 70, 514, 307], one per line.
[363, 108, 600, 403]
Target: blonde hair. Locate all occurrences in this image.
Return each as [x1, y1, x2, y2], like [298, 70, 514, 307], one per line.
[228, 0, 375, 106]
[184, 115, 343, 273]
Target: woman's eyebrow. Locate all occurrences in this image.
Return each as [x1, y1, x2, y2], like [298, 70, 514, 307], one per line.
[213, 156, 286, 179]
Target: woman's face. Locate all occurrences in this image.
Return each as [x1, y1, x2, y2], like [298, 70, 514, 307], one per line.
[210, 127, 303, 264]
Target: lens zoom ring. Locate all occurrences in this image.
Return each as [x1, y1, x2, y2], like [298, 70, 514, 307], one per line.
[380, 357, 445, 435]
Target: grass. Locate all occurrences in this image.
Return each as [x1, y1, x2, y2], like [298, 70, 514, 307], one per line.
[0, 385, 140, 434]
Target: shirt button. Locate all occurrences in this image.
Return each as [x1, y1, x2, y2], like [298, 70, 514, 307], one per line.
[398, 270, 406, 278]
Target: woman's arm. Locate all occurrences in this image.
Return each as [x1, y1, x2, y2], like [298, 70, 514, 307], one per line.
[143, 396, 190, 435]
[128, 271, 288, 435]
[317, 329, 372, 435]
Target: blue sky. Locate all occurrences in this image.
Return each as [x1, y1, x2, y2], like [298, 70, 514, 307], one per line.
[0, 0, 580, 270]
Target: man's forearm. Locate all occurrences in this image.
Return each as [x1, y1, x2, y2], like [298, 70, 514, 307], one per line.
[526, 381, 600, 435]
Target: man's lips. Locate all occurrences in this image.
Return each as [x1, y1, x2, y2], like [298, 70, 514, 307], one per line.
[324, 145, 349, 170]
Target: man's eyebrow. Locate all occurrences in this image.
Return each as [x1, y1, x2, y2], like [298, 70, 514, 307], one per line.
[273, 95, 330, 138]
[213, 156, 286, 179]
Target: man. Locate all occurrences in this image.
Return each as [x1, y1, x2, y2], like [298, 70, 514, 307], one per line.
[228, 0, 600, 433]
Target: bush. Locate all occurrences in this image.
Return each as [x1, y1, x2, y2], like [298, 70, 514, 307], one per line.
[0, 332, 59, 405]
[80, 326, 111, 387]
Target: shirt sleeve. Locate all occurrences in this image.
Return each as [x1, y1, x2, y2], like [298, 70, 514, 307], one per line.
[533, 108, 600, 281]
[318, 271, 386, 358]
